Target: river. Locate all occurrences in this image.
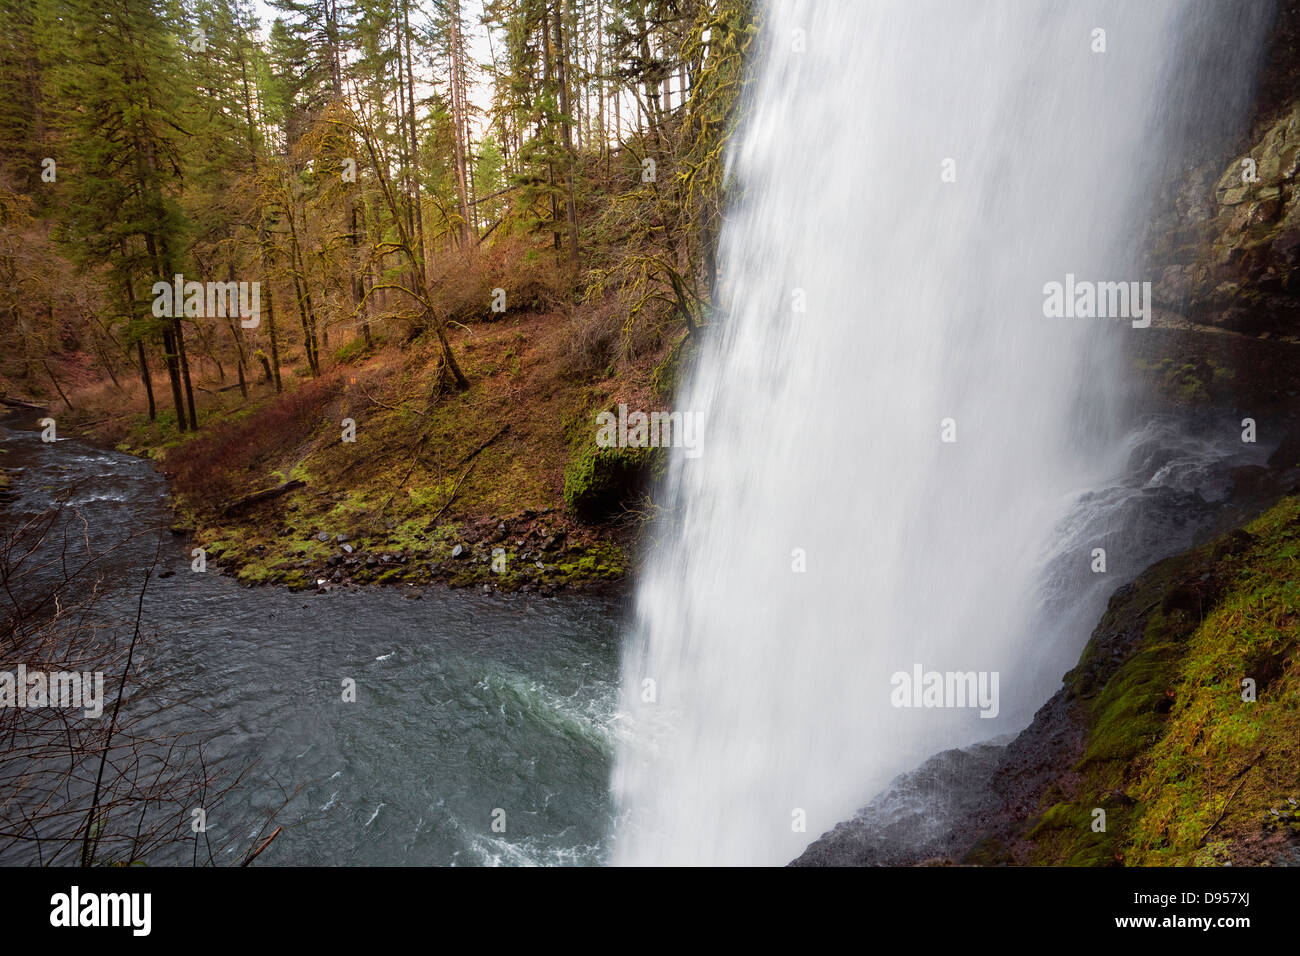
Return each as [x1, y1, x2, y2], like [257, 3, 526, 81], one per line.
[0, 411, 624, 866]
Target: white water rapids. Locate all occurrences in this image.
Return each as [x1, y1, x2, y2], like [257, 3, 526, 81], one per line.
[611, 0, 1273, 865]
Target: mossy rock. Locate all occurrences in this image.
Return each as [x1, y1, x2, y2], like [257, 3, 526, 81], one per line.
[563, 442, 665, 521]
[1035, 496, 1300, 865]
[651, 333, 698, 401]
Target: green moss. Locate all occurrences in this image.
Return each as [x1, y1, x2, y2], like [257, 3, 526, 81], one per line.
[1032, 496, 1300, 866]
[333, 336, 373, 364]
[563, 441, 664, 520]
[1028, 803, 1125, 866]
[650, 333, 697, 401]
[1080, 611, 1182, 769]
[962, 835, 1012, 866]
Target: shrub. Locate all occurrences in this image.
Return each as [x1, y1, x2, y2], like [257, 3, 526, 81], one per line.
[163, 374, 338, 508]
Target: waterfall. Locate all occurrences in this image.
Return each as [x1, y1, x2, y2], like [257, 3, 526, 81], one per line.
[610, 0, 1274, 866]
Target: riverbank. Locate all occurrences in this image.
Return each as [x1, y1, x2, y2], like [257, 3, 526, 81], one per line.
[19, 305, 691, 595]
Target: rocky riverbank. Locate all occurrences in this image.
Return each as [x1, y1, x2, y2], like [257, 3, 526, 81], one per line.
[46, 307, 694, 596]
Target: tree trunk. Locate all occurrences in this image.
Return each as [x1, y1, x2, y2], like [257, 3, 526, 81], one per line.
[556, 0, 579, 271]
[173, 313, 198, 430]
[449, 0, 474, 246]
[123, 268, 155, 421]
[137, 338, 155, 421]
[144, 234, 186, 433]
[402, 0, 427, 268]
[161, 327, 186, 432]
[596, 0, 605, 156]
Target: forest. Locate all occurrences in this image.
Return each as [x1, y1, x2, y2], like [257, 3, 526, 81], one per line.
[0, 0, 753, 577]
[1, 0, 1297, 886]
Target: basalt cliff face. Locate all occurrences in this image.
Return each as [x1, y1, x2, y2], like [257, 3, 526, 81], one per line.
[1134, 0, 1300, 423]
[795, 1, 1300, 868]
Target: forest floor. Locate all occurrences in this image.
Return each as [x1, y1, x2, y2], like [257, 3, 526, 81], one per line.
[31, 308, 684, 595]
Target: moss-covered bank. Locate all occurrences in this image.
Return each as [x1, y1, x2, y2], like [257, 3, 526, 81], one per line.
[78, 310, 687, 594]
[1022, 495, 1300, 866]
[795, 494, 1300, 868]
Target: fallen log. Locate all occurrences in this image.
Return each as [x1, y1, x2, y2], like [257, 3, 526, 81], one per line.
[194, 382, 248, 394]
[0, 395, 47, 410]
[219, 479, 305, 516]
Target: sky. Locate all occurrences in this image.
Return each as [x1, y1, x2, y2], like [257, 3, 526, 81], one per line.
[249, 0, 499, 119]
[244, 0, 653, 146]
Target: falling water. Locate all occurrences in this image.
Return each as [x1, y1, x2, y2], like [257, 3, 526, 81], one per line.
[611, 0, 1274, 865]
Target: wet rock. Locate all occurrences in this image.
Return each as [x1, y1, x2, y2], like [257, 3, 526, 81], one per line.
[1267, 425, 1300, 470]
[1228, 464, 1277, 502]
[451, 544, 464, 558]
[316, 532, 329, 542]
[1212, 528, 1256, 560]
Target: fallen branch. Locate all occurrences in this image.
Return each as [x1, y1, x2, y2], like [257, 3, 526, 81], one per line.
[377, 433, 430, 517]
[0, 395, 46, 410]
[240, 826, 282, 867]
[429, 425, 510, 525]
[194, 382, 248, 395]
[219, 479, 306, 517]
[1198, 753, 1262, 845]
